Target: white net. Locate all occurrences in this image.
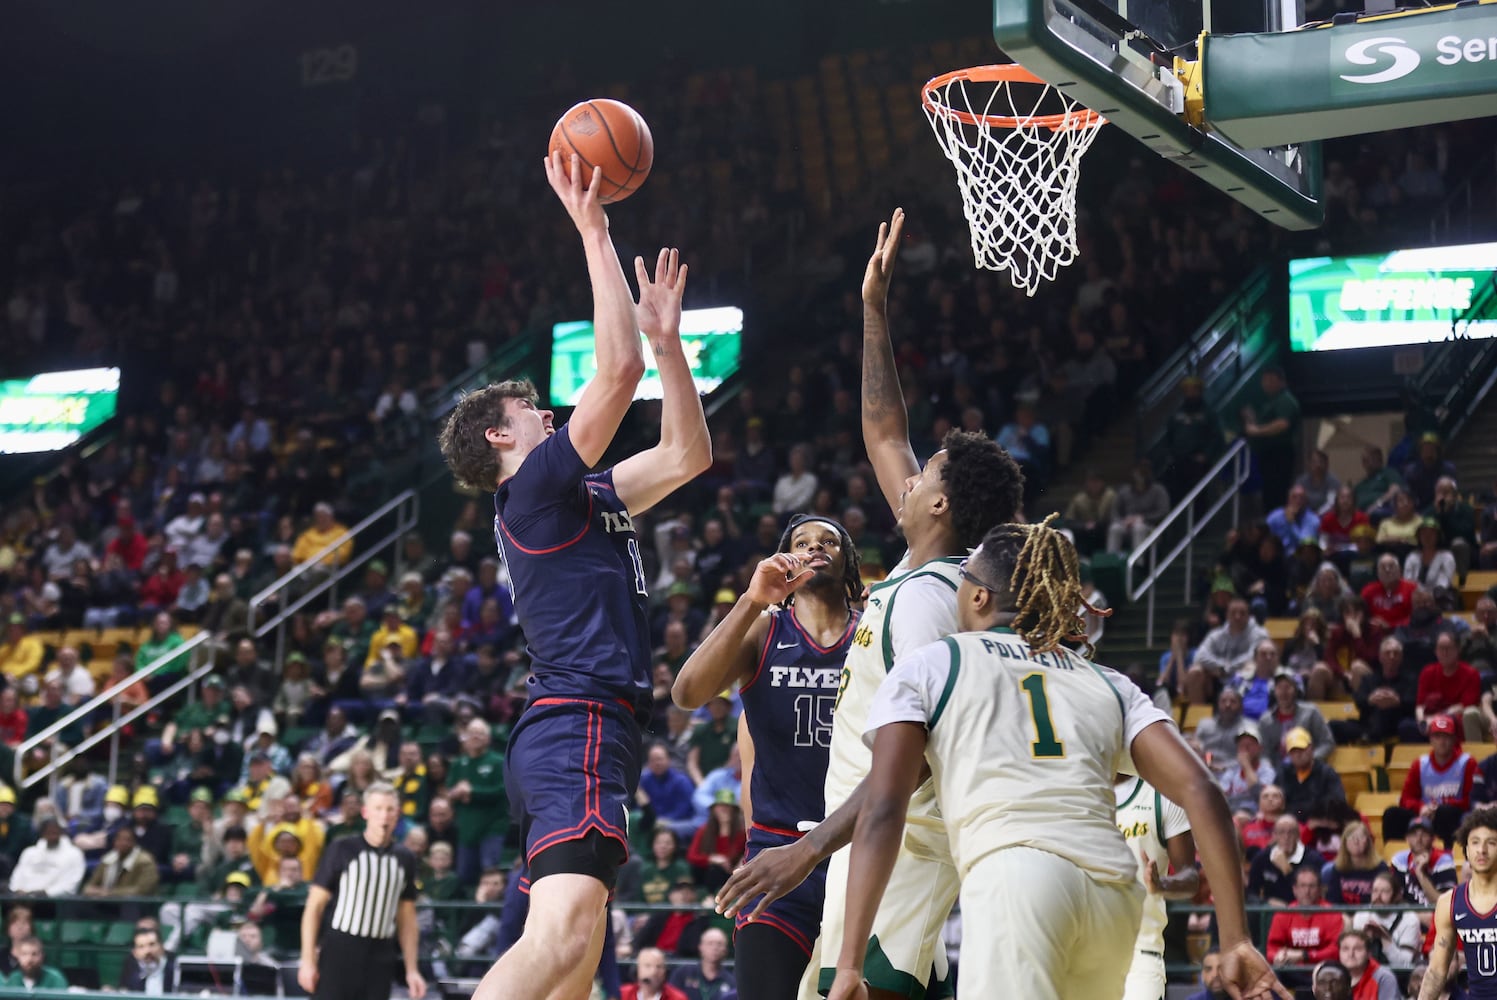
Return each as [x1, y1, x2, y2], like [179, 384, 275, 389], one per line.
[922, 67, 1105, 296]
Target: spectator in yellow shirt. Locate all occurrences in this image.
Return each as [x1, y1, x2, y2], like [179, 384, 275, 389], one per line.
[0, 615, 44, 688]
[291, 503, 352, 569]
[366, 606, 418, 667]
[248, 794, 326, 882]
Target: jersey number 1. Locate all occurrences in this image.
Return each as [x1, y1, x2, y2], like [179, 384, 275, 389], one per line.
[1020, 673, 1065, 759]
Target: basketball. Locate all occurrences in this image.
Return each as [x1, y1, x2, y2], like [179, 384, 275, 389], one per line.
[548, 99, 654, 204]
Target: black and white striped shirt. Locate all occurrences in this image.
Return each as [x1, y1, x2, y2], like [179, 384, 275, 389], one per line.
[314, 835, 419, 940]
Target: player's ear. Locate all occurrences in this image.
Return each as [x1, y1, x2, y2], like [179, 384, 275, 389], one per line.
[928, 492, 949, 519]
[484, 426, 509, 448]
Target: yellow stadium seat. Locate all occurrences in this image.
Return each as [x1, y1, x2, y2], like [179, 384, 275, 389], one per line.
[1264, 618, 1296, 641]
[1356, 791, 1401, 817]
[1312, 701, 1359, 723]
[1332, 746, 1381, 773]
[1182, 704, 1214, 732]
[1340, 771, 1371, 800]
[1388, 744, 1427, 768]
[1466, 742, 1497, 761]
[1382, 839, 1408, 863]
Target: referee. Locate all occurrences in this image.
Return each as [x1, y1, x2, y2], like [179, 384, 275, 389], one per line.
[298, 782, 426, 1000]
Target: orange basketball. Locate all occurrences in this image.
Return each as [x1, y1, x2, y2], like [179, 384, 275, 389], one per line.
[548, 99, 654, 204]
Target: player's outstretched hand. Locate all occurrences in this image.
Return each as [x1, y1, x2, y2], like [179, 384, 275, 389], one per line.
[826, 969, 869, 1000]
[715, 839, 818, 920]
[861, 207, 905, 306]
[1220, 940, 1294, 1000]
[296, 962, 318, 995]
[544, 151, 608, 235]
[636, 247, 687, 339]
[745, 554, 816, 607]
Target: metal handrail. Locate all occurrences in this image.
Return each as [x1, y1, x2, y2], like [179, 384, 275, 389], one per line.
[246, 488, 418, 630]
[23, 658, 219, 790]
[423, 331, 545, 421]
[13, 629, 213, 786]
[1124, 439, 1252, 646]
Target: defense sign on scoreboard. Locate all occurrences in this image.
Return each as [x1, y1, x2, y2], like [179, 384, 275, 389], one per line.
[0, 367, 121, 454]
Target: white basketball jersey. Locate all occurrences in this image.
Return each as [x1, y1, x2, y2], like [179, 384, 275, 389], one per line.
[1114, 776, 1192, 953]
[826, 554, 962, 861]
[864, 628, 1173, 884]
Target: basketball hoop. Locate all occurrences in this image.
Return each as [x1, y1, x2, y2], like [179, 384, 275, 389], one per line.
[922, 65, 1105, 296]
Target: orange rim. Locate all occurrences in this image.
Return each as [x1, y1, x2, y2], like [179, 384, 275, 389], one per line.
[922, 64, 1105, 131]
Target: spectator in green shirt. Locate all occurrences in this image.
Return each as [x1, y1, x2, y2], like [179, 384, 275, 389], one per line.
[23, 681, 84, 750]
[1353, 445, 1405, 515]
[1, 937, 68, 991]
[0, 786, 33, 870]
[169, 787, 220, 883]
[422, 841, 463, 901]
[1428, 475, 1478, 580]
[324, 596, 377, 667]
[687, 694, 736, 785]
[1241, 365, 1301, 508]
[248, 856, 309, 958]
[637, 827, 692, 905]
[137, 610, 190, 692]
[447, 718, 507, 887]
[159, 676, 231, 762]
[325, 789, 366, 843]
[195, 825, 259, 896]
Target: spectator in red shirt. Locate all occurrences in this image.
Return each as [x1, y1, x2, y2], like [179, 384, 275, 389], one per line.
[1360, 554, 1416, 629]
[1384, 714, 1479, 847]
[1337, 929, 1399, 1000]
[1267, 867, 1345, 968]
[622, 947, 689, 1000]
[1412, 633, 1483, 742]
[685, 792, 745, 893]
[138, 549, 185, 612]
[1240, 784, 1311, 859]
[0, 689, 27, 747]
[105, 516, 148, 573]
[1321, 485, 1371, 553]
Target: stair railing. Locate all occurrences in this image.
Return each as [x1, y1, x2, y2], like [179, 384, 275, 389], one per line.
[1124, 439, 1251, 646]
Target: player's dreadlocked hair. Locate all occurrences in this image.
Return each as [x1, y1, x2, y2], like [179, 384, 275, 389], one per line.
[970, 515, 1109, 659]
[938, 430, 1026, 550]
[437, 379, 539, 492]
[777, 514, 862, 609]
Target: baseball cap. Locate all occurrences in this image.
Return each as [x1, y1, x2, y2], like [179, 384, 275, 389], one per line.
[224, 789, 248, 805]
[256, 719, 279, 738]
[6, 613, 23, 627]
[190, 787, 215, 804]
[713, 789, 738, 807]
[105, 784, 132, 807]
[1407, 817, 1434, 833]
[225, 872, 253, 888]
[0, 786, 15, 805]
[203, 676, 225, 691]
[714, 588, 737, 605]
[187, 492, 206, 505]
[368, 559, 389, 576]
[285, 651, 308, 665]
[132, 786, 160, 809]
[1235, 721, 1262, 744]
[1284, 727, 1314, 751]
[667, 581, 694, 600]
[1272, 668, 1300, 686]
[1429, 714, 1460, 737]
[249, 750, 273, 764]
[378, 708, 401, 724]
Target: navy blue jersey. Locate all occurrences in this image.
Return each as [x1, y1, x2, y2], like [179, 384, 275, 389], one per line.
[739, 607, 858, 832]
[1453, 882, 1497, 998]
[493, 424, 652, 708]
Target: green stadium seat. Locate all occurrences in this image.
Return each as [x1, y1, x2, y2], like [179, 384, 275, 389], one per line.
[60, 920, 103, 944]
[97, 952, 125, 988]
[161, 805, 190, 829]
[103, 922, 136, 946]
[32, 920, 57, 943]
[282, 726, 319, 754]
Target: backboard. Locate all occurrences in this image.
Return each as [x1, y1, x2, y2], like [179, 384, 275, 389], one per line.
[993, 0, 1325, 228]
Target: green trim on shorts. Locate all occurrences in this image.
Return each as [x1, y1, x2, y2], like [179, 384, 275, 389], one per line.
[818, 935, 953, 998]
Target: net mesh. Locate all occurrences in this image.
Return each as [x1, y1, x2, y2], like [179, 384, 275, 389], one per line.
[923, 68, 1105, 296]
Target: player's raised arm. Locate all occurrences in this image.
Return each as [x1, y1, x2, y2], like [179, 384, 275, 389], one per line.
[611, 248, 712, 516]
[544, 151, 646, 468]
[1130, 720, 1292, 1000]
[672, 554, 811, 708]
[1419, 890, 1457, 1000]
[860, 208, 920, 514]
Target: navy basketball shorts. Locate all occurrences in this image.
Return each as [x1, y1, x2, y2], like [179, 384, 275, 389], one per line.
[734, 823, 828, 957]
[506, 696, 643, 891]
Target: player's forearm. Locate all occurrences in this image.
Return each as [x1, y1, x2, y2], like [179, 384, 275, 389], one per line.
[581, 230, 645, 384]
[860, 299, 909, 449]
[649, 335, 710, 472]
[1177, 776, 1252, 945]
[805, 781, 867, 862]
[835, 796, 906, 973]
[1160, 870, 1201, 900]
[674, 598, 764, 708]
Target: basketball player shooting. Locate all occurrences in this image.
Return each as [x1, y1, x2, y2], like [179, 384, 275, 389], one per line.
[438, 151, 710, 1000]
